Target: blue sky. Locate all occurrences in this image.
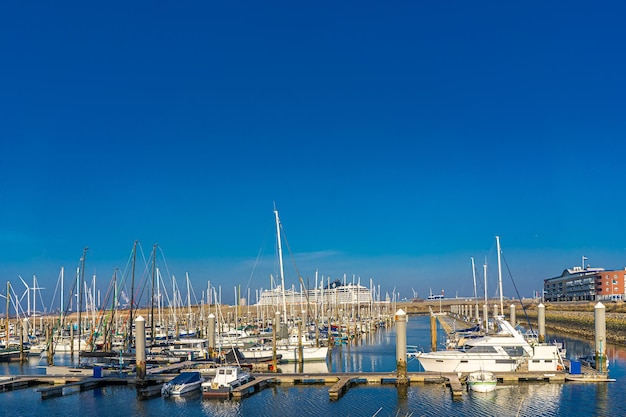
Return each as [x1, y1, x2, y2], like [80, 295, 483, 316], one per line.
[1, 1, 625, 311]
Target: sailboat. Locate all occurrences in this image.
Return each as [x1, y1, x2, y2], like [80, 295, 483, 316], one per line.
[241, 207, 329, 363]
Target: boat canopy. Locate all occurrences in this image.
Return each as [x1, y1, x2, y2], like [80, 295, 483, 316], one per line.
[169, 372, 201, 385]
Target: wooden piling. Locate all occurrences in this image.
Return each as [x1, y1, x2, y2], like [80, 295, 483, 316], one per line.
[430, 314, 437, 352]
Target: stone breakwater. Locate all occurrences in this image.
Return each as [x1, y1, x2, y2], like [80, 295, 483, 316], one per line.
[397, 300, 626, 347]
[524, 309, 626, 346]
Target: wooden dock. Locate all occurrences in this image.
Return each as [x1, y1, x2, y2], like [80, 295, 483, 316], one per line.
[0, 376, 42, 392]
[231, 376, 277, 399]
[0, 356, 613, 402]
[37, 376, 129, 399]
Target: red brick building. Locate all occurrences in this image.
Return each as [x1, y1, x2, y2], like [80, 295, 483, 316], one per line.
[596, 269, 626, 301]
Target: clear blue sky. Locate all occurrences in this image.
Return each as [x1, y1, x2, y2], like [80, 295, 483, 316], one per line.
[1, 1, 625, 310]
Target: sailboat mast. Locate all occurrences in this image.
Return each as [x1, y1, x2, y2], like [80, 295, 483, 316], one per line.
[60, 267, 64, 328]
[150, 243, 157, 346]
[471, 257, 478, 312]
[483, 260, 488, 304]
[274, 207, 288, 320]
[129, 240, 137, 350]
[78, 247, 87, 353]
[5, 282, 10, 346]
[496, 236, 504, 315]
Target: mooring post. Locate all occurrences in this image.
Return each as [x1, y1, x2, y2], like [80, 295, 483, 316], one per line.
[272, 312, 280, 372]
[595, 302, 607, 373]
[297, 315, 304, 364]
[430, 313, 437, 352]
[510, 304, 516, 328]
[395, 309, 407, 384]
[537, 303, 545, 343]
[70, 323, 74, 357]
[46, 323, 54, 366]
[207, 313, 215, 358]
[483, 304, 489, 334]
[135, 316, 146, 380]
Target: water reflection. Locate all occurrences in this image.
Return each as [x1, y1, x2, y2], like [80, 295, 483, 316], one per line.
[200, 397, 242, 417]
[277, 361, 329, 374]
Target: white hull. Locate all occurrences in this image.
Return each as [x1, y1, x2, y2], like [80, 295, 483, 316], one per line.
[240, 345, 329, 362]
[276, 346, 329, 362]
[169, 380, 202, 395]
[415, 351, 518, 373]
[469, 381, 497, 393]
[162, 372, 203, 396]
[467, 371, 497, 393]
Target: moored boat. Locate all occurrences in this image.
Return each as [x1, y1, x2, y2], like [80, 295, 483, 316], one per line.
[467, 370, 497, 392]
[161, 371, 203, 396]
[410, 317, 531, 373]
[0, 347, 23, 362]
[202, 366, 253, 399]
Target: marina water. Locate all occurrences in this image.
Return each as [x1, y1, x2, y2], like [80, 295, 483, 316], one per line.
[2, 315, 625, 416]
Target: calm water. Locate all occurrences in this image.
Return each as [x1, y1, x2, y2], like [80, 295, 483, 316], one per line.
[1, 315, 625, 417]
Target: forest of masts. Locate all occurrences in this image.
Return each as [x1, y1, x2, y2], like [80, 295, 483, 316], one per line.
[1, 243, 396, 353]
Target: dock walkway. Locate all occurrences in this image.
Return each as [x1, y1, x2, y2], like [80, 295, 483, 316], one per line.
[0, 360, 613, 402]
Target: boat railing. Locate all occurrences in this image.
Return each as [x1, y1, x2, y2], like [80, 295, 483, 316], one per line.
[406, 345, 423, 357]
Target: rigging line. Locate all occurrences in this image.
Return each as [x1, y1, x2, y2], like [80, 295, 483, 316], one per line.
[501, 252, 534, 334]
[278, 222, 313, 317]
[130, 241, 152, 311]
[244, 241, 266, 296]
[156, 245, 175, 290]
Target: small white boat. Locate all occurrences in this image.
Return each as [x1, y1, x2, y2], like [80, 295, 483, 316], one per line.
[202, 366, 253, 399]
[467, 370, 497, 393]
[161, 371, 203, 396]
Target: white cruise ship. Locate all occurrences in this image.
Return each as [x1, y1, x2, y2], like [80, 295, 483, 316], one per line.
[257, 280, 373, 306]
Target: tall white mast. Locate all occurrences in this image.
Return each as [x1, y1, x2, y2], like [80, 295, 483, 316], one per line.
[483, 260, 488, 303]
[471, 257, 478, 313]
[496, 235, 504, 315]
[60, 267, 64, 315]
[274, 206, 288, 320]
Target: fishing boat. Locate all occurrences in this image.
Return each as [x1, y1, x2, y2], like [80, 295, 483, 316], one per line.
[467, 370, 497, 392]
[161, 371, 203, 396]
[201, 366, 253, 399]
